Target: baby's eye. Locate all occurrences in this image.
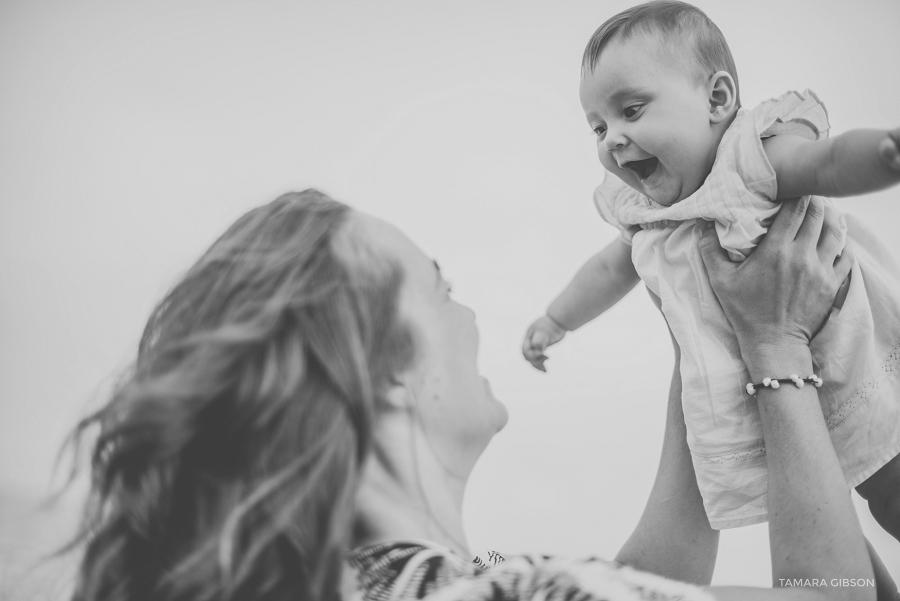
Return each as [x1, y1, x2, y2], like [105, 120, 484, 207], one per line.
[592, 125, 607, 140]
[624, 104, 644, 119]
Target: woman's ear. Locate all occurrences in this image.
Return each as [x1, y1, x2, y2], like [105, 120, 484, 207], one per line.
[708, 70, 737, 124]
[382, 373, 415, 414]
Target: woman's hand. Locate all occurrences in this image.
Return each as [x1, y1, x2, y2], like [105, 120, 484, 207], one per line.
[697, 197, 852, 374]
[701, 197, 875, 601]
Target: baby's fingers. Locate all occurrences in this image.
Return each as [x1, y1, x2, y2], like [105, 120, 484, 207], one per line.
[521, 331, 533, 359]
[523, 345, 548, 371]
[531, 330, 550, 351]
[521, 332, 550, 372]
[521, 337, 543, 370]
[879, 129, 900, 171]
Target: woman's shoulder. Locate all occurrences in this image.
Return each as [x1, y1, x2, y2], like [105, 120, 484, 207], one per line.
[348, 541, 714, 601]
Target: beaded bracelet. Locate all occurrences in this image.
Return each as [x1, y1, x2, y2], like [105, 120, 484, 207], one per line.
[745, 374, 823, 395]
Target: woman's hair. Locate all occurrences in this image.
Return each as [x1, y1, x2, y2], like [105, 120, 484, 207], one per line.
[582, 0, 741, 109]
[68, 190, 415, 601]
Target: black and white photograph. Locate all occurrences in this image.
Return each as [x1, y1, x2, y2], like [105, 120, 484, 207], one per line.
[1, 0, 899, 599]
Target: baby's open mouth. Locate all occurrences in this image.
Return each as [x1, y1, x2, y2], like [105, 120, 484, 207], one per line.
[622, 157, 659, 181]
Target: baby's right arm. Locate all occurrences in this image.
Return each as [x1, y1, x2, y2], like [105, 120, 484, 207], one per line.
[522, 237, 639, 371]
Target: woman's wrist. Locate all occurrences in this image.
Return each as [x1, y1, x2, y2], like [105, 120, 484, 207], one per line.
[740, 341, 814, 383]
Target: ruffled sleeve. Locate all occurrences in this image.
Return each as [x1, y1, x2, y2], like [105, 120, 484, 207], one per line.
[715, 89, 830, 206]
[755, 89, 830, 142]
[593, 173, 641, 245]
[688, 89, 830, 260]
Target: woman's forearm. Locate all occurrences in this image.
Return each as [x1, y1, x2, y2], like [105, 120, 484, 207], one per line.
[745, 345, 874, 601]
[616, 320, 718, 584]
[699, 199, 870, 601]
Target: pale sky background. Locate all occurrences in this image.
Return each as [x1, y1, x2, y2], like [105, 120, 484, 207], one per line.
[1, 0, 899, 596]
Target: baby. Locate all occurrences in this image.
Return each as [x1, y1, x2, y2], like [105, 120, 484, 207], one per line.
[522, 1, 900, 537]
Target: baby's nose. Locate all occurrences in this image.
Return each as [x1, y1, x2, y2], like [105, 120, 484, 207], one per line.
[603, 127, 627, 152]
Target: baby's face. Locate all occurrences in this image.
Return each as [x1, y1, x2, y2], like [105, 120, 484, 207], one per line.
[580, 33, 721, 206]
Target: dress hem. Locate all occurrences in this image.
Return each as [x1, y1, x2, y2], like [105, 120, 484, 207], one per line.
[709, 512, 768, 530]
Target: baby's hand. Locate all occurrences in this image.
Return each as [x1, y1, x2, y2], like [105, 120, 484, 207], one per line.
[522, 315, 567, 372]
[878, 127, 900, 171]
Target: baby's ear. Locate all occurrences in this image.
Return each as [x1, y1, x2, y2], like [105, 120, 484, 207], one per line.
[708, 71, 737, 124]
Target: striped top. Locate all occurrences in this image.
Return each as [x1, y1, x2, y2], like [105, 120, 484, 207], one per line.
[346, 541, 714, 601]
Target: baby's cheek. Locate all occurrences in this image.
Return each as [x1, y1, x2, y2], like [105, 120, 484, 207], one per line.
[597, 150, 616, 172]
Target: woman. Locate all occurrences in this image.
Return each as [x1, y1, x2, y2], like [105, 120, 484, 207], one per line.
[69, 189, 877, 601]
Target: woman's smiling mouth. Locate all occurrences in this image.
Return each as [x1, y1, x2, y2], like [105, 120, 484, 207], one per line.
[622, 156, 660, 181]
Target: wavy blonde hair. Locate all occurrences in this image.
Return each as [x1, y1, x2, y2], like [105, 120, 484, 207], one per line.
[69, 190, 415, 601]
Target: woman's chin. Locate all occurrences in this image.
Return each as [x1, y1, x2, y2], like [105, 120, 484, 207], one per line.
[485, 396, 509, 434]
[480, 377, 508, 432]
[493, 401, 509, 432]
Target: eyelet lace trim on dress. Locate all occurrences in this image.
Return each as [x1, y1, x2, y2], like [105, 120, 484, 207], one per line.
[824, 338, 900, 430]
[692, 338, 900, 465]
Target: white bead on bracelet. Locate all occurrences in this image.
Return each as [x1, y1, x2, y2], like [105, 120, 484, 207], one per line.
[745, 374, 823, 395]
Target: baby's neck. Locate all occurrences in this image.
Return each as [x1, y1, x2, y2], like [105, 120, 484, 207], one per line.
[673, 113, 737, 204]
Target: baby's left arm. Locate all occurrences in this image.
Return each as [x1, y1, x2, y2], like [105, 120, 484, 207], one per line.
[763, 127, 900, 200]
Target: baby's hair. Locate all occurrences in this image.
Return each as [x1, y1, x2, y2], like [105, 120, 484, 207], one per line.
[582, 0, 740, 109]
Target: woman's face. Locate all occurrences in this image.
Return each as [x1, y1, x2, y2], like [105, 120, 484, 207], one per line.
[351, 213, 508, 475]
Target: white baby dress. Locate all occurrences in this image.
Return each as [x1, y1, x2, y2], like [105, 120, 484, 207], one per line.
[595, 90, 900, 528]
